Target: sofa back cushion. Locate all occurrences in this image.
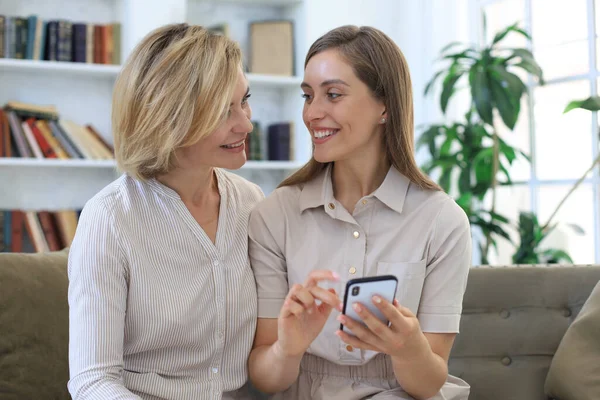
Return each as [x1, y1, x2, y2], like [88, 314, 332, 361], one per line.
[0, 250, 70, 400]
[545, 280, 600, 400]
[449, 265, 600, 400]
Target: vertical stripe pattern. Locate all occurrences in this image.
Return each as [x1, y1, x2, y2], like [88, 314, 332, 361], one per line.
[67, 169, 264, 400]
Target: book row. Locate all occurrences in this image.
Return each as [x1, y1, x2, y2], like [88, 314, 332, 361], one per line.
[0, 209, 79, 253]
[0, 101, 114, 160]
[0, 15, 120, 65]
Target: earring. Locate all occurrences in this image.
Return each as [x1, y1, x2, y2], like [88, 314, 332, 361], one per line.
[380, 117, 386, 124]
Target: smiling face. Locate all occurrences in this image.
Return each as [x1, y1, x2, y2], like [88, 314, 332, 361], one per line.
[301, 49, 387, 164]
[177, 68, 253, 171]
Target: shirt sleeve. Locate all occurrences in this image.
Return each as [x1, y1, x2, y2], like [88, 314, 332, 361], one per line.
[67, 198, 142, 400]
[417, 198, 472, 333]
[248, 191, 289, 318]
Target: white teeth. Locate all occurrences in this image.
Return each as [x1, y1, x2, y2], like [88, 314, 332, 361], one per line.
[222, 140, 244, 149]
[314, 130, 337, 139]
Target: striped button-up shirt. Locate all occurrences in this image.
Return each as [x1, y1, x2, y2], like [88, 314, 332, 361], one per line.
[68, 169, 264, 400]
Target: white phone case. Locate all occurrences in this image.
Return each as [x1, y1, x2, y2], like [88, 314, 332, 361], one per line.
[341, 275, 398, 334]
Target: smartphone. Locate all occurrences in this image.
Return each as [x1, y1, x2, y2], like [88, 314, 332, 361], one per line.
[340, 275, 398, 334]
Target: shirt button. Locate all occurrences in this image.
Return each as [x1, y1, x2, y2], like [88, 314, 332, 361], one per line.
[213, 260, 220, 266]
[212, 367, 219, 374]
[346, 345, 354, 352]
[328, 202, 335, 210]
[361, 199, 368, 205]
[349, 266, 356, 274]
[352, 231, 360, 239]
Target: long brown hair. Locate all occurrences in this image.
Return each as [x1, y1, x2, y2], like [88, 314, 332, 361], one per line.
[279, 25, 440, 191]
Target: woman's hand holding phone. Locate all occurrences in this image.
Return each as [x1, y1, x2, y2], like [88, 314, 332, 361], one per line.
[336, 296, 429, 362]
[274, 270, 343, 358]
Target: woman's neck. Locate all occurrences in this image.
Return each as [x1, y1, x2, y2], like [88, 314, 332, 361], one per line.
[332, 154, 390, 212]
[157, 166, 218, 207]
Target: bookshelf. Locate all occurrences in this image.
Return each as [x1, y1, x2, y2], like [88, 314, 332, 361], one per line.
[0, 158, 303, 209]
[0, 58, 303, 87]
[0, 58, 121, 77]
[0, 0, 315, 216]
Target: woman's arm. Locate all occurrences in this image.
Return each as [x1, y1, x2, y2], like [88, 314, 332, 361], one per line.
[248, 274, 342, 394]
[337, 299, 451, 399]
[248, 319, 304, 393]
[337, 198, 472, 399]
[390, 332, 456, 399]
[67, 199, 142, 400]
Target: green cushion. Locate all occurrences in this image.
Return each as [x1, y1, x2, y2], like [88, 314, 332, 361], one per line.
[0, 249, 70, 400]
[545, 280, 600, 400]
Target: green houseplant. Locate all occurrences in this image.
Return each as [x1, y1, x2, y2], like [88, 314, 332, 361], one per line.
[420, 22, 543, 263]
[420, 21, 591, 265]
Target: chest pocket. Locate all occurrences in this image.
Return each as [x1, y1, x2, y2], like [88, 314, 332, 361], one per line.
[376, 260, 426, 315]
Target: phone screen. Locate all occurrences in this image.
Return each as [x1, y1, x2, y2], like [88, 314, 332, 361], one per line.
[341, 275, 398, 334]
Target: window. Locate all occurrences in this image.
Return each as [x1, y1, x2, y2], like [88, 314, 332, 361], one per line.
[476, 0, 598, 264]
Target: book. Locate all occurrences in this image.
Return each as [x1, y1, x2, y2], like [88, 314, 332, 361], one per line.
[249, 20, 294, 76]
[0, 15, 5, 58]
[21, 120, 44, 158]
[49, 120, 83, 159]
[267, 122, 292, 161]
[249, 121, 262, 161]
[37, 211, 62, 251]
[10, 211, 24, 252]
[5, 101, 59, 120]
[6, 111, 32, 157]
[24, 211, 50, 253]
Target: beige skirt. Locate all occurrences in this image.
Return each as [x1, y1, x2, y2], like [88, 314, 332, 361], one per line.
[270, 353, 470, 400]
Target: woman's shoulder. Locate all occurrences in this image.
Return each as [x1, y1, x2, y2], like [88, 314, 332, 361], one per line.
[81, 174, 129, 216]
[218, 169, 265, 203]
[252, 184, 302, 215]
[407, 185, 469, 229]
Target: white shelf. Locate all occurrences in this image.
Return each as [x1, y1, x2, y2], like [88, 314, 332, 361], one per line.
[0, 59, 302, 88]
[246, 73, 302, 88]
[0, 158, 303, 209]
[0, 59, 121, 78]
[243, 160, 303, 169]
[191, 0, 302, 5]
[0, 158, 117, 168]
[0, 158, 302, 170]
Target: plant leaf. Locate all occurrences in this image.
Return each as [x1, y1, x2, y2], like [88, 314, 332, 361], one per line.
[513, 60, 544, 84]
[541, 249, 574, 264]
[564, 96, 600, 113]
[440, 41, 465, 54]
[498, 138, 517, 163]
[439, 167, 453, 193]
[469, 66, 494, 125]
[417, 125, 443, 157]
[458, 166, 472, 193]
[455, 192, 473, 211]
[492, 22, 530, 45]
[567, 223, 585, 235]
[442, 49, 478, 61]
[441, 68, 464, 113]
[489, 75, 520, 130]
[424, 70, 445, 96]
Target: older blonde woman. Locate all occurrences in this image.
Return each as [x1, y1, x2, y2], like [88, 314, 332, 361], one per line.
[67, 24, 262, 399]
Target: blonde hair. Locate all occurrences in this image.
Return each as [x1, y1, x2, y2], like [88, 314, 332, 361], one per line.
[112, 23, 243, 180]
[279, 25, 440, 191]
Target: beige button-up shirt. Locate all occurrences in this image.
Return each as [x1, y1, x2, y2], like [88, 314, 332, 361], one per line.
[68, 169, 263, 400]
[249, 165, 471, 365]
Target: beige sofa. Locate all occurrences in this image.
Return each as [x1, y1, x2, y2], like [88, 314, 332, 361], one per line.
[0, 249, 599, 400]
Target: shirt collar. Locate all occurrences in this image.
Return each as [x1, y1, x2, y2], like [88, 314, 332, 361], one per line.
[298, 164, 410, 214]
[372, 166, 410, 214]
[298, 164, 332, 212]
